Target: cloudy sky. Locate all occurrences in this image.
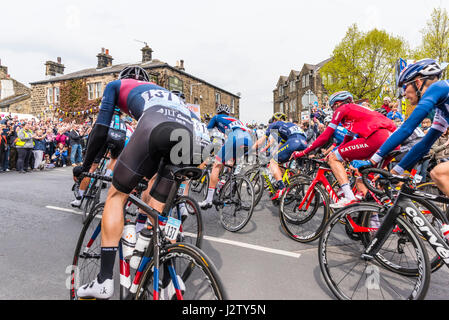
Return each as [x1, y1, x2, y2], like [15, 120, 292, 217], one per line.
[1, 0, 448, 122]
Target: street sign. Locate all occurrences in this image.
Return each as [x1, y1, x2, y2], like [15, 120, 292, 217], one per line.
[301, 90, 318, 108]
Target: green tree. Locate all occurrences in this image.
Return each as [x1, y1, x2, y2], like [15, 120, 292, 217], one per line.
[413, 7, 449, 76]
[320, 24, 408, 106]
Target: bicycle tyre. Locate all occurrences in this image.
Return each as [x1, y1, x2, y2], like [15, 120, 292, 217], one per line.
[172, 196, 203, 249]
[135, 243, 228, 300]
[245, 167, 264, 207]
[319, 203, 431, 300]
[70, 202, 104, 300]
[218, 175, 255, 232]
[279, 179, 330, 243]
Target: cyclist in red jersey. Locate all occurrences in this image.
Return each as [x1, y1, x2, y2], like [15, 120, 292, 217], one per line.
[292, 91, 396, 208]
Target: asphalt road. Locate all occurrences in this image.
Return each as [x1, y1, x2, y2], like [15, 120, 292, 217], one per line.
[1, 167, 448, 300]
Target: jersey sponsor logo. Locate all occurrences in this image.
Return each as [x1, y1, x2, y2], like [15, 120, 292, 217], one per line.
[339, 143, 369, 153]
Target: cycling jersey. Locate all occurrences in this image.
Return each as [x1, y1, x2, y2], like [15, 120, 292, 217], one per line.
[372, 80, 449, 174]
[333, 125, 349, 146]
[302, 103, 396, 156]
[207, 114, 252, 164]
[207, 114, 251, 134]
[265, 121, 306, 143]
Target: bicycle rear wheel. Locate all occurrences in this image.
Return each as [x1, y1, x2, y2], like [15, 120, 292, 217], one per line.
[218, 175, 255, 232]
[135, 243, 228, 300]
[319, 203, 430, 300]
[171, 196, 203, 248]
[188, 172, 209, 203]
[244, 167, 264, 207]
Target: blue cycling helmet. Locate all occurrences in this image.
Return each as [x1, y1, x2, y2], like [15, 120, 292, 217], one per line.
[329, 91, 354, 108]
[397, 59, 443, 87]
[397, 59, 443, 99]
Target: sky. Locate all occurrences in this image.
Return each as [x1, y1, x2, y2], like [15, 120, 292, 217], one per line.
[1, 0, 448, 123]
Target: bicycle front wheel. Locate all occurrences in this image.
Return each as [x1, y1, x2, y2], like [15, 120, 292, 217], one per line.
[218, 175, 255, 232]
[319, 203, 430, 300]
[135, 243, 228, 300]
[171, 196, 203, 248]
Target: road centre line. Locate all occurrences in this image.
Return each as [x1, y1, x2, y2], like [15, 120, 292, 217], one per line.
[46, 205, 301, 259]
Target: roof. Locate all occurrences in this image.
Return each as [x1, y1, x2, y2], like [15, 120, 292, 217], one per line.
[0, 93, 30, 107]
[30, 59, 240, 99]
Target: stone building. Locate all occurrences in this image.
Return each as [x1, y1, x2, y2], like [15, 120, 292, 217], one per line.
[0, 60, 32, 114]
[273, 58, 332, 122]
[30, 46, 240, 121]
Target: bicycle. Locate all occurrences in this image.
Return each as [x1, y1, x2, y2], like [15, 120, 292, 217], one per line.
[214, 159, 255, 232]
[318, 167, 449, 300]
[69, 166, 224, 300]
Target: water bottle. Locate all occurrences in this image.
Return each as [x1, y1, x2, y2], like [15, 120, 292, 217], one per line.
[121, 220, 136, 260]
[130, 227, 153, 269]
[178, 182, 187, 196]
[441, 224, 449, 244]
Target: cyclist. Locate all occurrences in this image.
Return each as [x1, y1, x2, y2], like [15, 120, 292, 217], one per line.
[73, 65, 208, 299]
[370, 59, 449, 195]
[70, 108, 127, 207]
[252, 112, 308, 200]
[291, 91, 396, 208]
[198, 104, 253, 209]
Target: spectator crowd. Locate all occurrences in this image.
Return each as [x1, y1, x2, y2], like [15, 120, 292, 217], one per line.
[0, 114, 92, 173]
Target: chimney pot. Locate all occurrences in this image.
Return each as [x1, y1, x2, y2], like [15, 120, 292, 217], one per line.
[57, 57, 61, 63]
[105, 49, 109, 55]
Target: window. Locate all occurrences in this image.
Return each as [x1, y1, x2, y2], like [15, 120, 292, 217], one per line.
[292, 100, 296, 112]
[88, 82, 103, 100]
[150, 74, 158, 84]
[289, 81, 295, 93]
[231, 98, 235, 114]
[302, 75, 306, 88]
[279, 86, 284, 97]
[168, 76, 183, 93]
[305, 75, 310, 87]
[54, 87, 60, 104]
[215, 92, 221, 105]
[279, 102, 284, 113]
[47, 87, 53, 104]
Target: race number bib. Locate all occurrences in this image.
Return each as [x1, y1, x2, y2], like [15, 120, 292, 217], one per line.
[141, 90, 190, 116]
[164, 217, 182, 241]
[193, 118, 210, 147]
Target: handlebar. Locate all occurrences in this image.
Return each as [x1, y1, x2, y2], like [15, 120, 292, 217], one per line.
[360, 167, 411, 196]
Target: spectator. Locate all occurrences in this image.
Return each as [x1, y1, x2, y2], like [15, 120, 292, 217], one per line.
[15, 122, 34, 173]
[431, 128, 449, 163]
[52, 143, 68, 167]
[69, 124, 83, 166]
[387, 104, 404, 122]
[381, 97, 392, 113]
[421, 118, 432, 134]
[55, 129, 68, 146]
[303, 121, 316, 144]
[32, 129, 46, 170]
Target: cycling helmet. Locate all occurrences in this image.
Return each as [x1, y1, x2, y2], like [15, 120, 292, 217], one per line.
[204, 113, 212, 121]
[329, 91, 354, 108]
[216, 104, 231, 115]
[118, 66, 150, 82]
[397, 59, 443, 88]
[374, 108, 388, 116]
[272, 112, 288, 122]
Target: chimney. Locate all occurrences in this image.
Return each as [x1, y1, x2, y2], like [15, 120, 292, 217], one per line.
[141, 45, 153, 63]
[45, 57, 65, 76]
[175, 59, 185, 71]
[97, 48, 113, 69]
[0, 59, 7, 76]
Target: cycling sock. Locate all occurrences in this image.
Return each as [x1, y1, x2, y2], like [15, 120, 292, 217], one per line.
[98, 247, 118, 283]
[135, 213, 147, 233]
[206, 188, 215, 202]
[106, 169, 113, 177]
[78, 190, 85, 197]
[341, 183, 356, 201]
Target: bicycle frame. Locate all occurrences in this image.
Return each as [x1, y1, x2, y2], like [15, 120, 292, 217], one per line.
[361, 184, 449, 269]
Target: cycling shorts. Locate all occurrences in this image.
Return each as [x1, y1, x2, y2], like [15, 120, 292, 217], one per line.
[275, 135, 308, 164]
[112, 106, 194, 200]
[216, 129, 253, 164]
[334, 129, 391, 162]
[93, 128, 126, 163]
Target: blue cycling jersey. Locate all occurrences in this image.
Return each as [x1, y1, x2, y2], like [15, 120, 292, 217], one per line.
[333, 125, 349, 146]
[207, 114, 250, 134]
[266, 121, 306, 143]
[372, 80, 449, 173]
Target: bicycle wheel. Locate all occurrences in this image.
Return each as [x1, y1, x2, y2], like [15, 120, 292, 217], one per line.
[188, 172, 209, 203]
[244, 167, 264, 207]
[135, 243, 228, 300]
[279, 179, 330, 243]
[360, 198, 448, 274]
[170, 196, 203, 248]
[218, 175, 255, 232]
[319, 203, 431, 300]
[82, 183, 100, 223]
[70, 202, 104, 300]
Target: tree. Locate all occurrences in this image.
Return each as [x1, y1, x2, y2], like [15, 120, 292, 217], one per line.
[320, 24, 408, 106]
[413, 7, 449, 77]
